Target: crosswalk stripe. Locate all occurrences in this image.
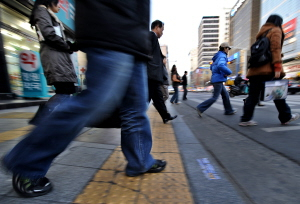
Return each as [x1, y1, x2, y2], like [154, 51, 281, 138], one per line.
[261, 124, 300, 132]
[189, 98, 224, 111]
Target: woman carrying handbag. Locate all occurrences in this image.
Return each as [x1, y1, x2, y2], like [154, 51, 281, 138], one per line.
[239, 14, 299, 126]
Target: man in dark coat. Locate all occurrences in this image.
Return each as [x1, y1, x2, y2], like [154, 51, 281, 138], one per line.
[2, 0, 166, 197]
[182, 71, 188, 100]
[147, 20, 177, 124]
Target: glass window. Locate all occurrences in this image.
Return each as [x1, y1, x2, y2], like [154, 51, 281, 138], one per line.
[1, 4, 40, 95]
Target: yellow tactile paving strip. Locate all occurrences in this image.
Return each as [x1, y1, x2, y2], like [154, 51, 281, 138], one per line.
[73, 106, 194, 204]
[0, 112, 34, 119]
[0, 126, 33, 142]
[0, 112, 34, 142]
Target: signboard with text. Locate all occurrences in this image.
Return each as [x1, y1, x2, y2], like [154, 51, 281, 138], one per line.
[283, 18, 297, 41]
[32, 0, 75, 30]
[57, 0, 75, 30]
[19, 50, 50, 97]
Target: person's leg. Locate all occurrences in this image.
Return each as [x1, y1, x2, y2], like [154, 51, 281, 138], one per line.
[47, 82, 76, 111]
[170, 86, 176, 103]
[240, 78, 262, 122]
[273, 99, 292, 123]
[120, 60, 155, 176]
[164, 85, 169, 101]
[183, 85, 187, 100]
[3, 48, 135, 179]
[160, 85, 168, 102]
[221, 84, 235, 114]
[149, 80, 171, 120]
[197, 82, 222, 113]
[29, 83, 75, 125]
[174, 87, 179, 103]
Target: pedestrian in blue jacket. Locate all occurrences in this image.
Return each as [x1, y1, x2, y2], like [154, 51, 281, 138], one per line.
[196, 42, 236, 117]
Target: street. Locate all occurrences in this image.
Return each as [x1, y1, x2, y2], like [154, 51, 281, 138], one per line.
[1, 93, 300, 203]
[168, 92, 300, 204]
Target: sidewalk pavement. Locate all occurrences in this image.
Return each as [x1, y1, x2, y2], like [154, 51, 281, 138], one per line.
[0, 100, 245, 204]
[0, 98, 47, 110]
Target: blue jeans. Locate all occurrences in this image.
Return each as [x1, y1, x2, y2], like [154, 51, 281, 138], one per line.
[197, 82, 234, 114]
[241, 76, 291, 123]
[170, 86, 179, 103]
[3, 48, 155, 178]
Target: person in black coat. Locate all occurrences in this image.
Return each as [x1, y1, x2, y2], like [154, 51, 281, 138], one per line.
[147, 20, 177, 124]
[2, 0, 167, 197]
[182, 71, 188, 100]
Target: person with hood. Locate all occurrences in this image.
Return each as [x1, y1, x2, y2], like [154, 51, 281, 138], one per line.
[239, 14, 299, 126]
[196, 42, 236, 117]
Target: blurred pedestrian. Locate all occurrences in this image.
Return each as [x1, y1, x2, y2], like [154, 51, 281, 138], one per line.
[239, 14, 299, 126]
[28, 0, 78, 125]
[2, 0, 167, 198]
[170, 65, 182, 104]
[147, 20, 177, 123]
[182, 71, 188, 100]
[161, 56, 169, 102]
[196, 43, 236, 117]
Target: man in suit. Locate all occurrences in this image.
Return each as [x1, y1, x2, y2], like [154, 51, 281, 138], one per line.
[147, 20, 177, 124]
[182, 71, 188, 100]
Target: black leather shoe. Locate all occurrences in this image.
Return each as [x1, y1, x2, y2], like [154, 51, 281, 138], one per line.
[163, 115, 177, 124]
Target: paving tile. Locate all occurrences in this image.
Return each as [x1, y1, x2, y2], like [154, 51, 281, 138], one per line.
[74, 106, 194, 203]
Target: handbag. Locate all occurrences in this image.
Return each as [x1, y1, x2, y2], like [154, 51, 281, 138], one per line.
[86, 109, 121, 128]
[263, 79, 288, 101]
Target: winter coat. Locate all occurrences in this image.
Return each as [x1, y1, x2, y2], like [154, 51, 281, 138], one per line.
[34, 6, 77, 85]
[147, 31, 165, 83]
[247, 23, 285, 78]
[75, 0, 150, 60]
[210, 51, 232, 83]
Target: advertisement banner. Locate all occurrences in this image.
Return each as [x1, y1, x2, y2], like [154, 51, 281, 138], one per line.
[283, 18, 297, 41]
[32, 0, 75, 30]
[57, 0, 75, 30]
[19, 50, 50, 97]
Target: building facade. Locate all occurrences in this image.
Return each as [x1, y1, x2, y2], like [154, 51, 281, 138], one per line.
[198, 16, 220, 68]
[228, 0, 261, 77]
[0, 0, 81, 99]
[260, 0, 300, 79]
[188, 47, 198, 86]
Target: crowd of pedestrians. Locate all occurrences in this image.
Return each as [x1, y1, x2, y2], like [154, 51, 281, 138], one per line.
[1, 0, 299, 199]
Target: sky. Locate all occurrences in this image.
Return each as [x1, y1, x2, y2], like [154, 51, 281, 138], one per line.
[150, 0, 237, 74]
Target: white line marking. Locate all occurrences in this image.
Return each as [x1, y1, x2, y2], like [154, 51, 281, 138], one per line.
[261, 123, 300, 132]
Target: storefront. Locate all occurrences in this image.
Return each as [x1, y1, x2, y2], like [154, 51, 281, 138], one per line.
[260, 0, 300, 79]
[0, 0, 80, 99]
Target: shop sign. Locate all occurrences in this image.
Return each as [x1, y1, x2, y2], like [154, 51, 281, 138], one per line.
[19, 50, 50, 97]
[284, 64, 300, 73]
[32, 0, 75, 30]
[57, 0, 75, 30]
[228, 52, 239, 61]
[283, 18, 297, 41]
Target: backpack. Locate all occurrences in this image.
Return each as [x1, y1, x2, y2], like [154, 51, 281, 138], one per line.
[248, 29, 272, 68]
